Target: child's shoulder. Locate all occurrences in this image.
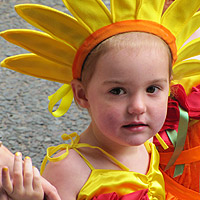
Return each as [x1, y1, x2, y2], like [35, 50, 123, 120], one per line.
[42, 149, 91, 199]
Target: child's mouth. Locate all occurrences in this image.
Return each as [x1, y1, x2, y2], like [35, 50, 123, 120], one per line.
[122, 123, 148, 131]
[124, 124, 145, 127]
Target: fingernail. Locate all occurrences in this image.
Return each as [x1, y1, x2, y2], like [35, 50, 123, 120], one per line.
[2, 167, 8, 172]
[25, 156, 31, 160]
[15, 152, 21, 156]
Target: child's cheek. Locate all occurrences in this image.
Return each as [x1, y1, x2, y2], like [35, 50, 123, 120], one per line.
[97, 108, 122, 131]
[154, 103, 168, 132]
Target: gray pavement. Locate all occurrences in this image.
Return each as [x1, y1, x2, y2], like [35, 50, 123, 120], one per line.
[0, 0, 109, 168]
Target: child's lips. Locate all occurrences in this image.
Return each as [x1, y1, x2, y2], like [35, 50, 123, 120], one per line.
[122, 122, 148, 131]
[123, 121, 147, 127]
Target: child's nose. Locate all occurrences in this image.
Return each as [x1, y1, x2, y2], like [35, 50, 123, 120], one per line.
[127, 95, 146, 115]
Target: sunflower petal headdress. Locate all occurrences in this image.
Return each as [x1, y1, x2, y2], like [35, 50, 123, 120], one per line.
[1, 0, 200, 118]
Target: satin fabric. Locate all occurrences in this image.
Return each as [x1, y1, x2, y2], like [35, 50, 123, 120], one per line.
[91, 189, 149, 200]
[75, 142, 165, 200]
[159, 122, 200, 200]
[154, 84, 200, 199]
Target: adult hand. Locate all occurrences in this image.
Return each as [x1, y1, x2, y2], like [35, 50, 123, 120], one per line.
[0, 145, 61, 200]
[2, 153, 44, 200]
[0, 186, 11, 200]
[0, 144, 14, 199]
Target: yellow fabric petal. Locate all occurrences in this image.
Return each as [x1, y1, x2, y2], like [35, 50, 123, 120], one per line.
[0, 29, 76, 66]
[110, 0, 137, 22]
[171, 75, 200, 95]
[15, 4, 90, 49]
[1, 54, 72, 84]
[63, 0, 112, 33]
[161, 0, 200, 36]
[176, 12, 200, 50]
[176, 38, 200, 64]
[173, 60, 200, 81]
[136, 0, 165, 23]
[48, 84, 74, 117]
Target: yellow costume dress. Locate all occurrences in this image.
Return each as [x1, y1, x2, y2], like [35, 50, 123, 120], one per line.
[40, 133, 165, 200]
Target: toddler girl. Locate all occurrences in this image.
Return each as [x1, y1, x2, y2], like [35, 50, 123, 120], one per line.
[1, 0, 200, 199]
[40, 32, 170, 199]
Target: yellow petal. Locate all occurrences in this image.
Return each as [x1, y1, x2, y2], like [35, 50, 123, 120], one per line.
[171, 75, 200, 95]
[176, 12, 200, 50]
[0, 29, 76, 66]
[63, 0, 112, 33]
[176, 38, 200, 64]
[111, 0, 137, 22]
[137, 0, 165, 23]
[173, 59, 200, 80]
[1, 54, 72, 84]
[161, 0, 200, 36]
[15, 4, 90, 49]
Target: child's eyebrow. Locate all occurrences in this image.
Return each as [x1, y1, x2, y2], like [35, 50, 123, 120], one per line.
[103, 78, 168, 85]
[102, 80, 126, 85]
[149, 78, 168, 84]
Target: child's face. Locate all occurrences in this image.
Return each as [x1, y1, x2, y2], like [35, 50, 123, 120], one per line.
[85, 44, 170, 147]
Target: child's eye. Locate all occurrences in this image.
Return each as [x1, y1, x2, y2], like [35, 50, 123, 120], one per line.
[146, 86, 159, 94]
[110, 88, 126, 95]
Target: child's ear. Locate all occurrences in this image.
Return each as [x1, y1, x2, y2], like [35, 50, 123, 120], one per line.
[71, 79, 89, 108]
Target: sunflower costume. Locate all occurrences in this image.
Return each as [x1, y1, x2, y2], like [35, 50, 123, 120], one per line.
[1, 0, 200, 199]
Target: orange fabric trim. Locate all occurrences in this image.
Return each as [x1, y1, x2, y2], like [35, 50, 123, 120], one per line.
[72, 20, 177, 79]
[159, 146, 200, 165]
[160, 168, 200, 200]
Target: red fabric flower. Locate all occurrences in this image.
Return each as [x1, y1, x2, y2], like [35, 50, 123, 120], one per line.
[154, 84, 200, 146]
[91, 189, 149, 200]
[159, 97, 180, 133]
[171, 84, 200, 119]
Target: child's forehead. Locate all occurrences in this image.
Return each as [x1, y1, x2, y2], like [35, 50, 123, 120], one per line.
[96, 45, 169, 72]
[91, 46, 170, 89]
[102, 32, 169, 50]
[96, 32, 171, 60]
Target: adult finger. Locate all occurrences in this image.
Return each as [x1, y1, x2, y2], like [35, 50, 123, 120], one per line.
[33, 167, 43, 193]
[13, 152, 23, 192]
[0, 187, 10, 200]
[23, 156, 33, 191]
[1, 167, 13, 195]
[41, 177, 61, 200]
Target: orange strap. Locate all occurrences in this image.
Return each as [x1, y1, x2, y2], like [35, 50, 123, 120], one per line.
[160, 168, 200, 200]
[159, 146, 200, 165]
[72, 20, 177, 79]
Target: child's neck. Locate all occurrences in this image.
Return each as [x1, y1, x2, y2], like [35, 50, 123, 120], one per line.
[80, 125, 150, 174]
[80, 124, 147, 158]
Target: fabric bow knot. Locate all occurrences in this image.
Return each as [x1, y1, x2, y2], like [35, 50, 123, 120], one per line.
[40, 132, 79, 174]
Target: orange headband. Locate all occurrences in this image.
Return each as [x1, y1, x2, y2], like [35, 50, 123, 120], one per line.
[72, 20, 177, 79]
